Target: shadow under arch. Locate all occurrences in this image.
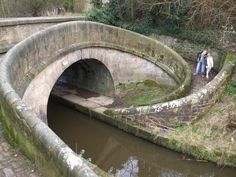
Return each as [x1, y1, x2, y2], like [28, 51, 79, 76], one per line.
[22, 51, 116, 124]
[23, 46, 179, 125]
[56, 58, 115, 97]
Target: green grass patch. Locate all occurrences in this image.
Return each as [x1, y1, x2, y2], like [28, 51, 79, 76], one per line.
[175, 126, 188, 134]
[226, 54, 236, 63]
[211, 108, 224, 115]
[103, 109, 114, 116]
[143, 80, 158, 87]
[126, 23, 220, 47]
[118, 82, 140, 92]
[225, 80, 236, 101]
[117, 80, 175, 106]
[126, 89, 164, 105]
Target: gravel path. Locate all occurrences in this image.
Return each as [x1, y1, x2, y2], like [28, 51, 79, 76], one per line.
[0, 123, 41, 177]
[187, 60, 217, 94]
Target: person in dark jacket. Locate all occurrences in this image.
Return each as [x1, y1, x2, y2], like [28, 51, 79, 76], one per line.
[194, 50, 208, 76]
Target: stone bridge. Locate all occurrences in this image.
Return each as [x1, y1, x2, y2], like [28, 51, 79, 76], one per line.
[0, 17, 235, 177]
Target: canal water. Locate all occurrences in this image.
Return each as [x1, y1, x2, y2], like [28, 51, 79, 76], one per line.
[48, 100, 236, 177]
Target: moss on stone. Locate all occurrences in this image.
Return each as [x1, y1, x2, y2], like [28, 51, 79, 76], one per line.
[0, 108, 62, 177]
[168, 138, 218, 163]
[116, 80, 176, 106]
[143, 79, 158, 87]
[103, 109, 114, 116]
[225, 155, 236, 167]
[2, 20, 236, 175]
[226, 53, 236, 63]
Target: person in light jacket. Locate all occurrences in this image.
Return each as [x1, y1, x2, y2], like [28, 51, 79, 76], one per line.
[206, 53, 214, 79]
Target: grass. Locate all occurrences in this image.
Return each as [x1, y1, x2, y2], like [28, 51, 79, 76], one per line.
[169, 89, 236, 166]
[211, 108, 224, 115]
[225, 80, 236, 102]
[116, 80, 175, 106]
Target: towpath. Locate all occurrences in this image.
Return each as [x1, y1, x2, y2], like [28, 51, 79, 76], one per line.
[0, 54, 41, 177]
[0, 122, 40, 177]
[187, 60, 217, 94]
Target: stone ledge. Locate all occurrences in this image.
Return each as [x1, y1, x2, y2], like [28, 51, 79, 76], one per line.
[0, 16, 87, 54]
[111, 54, 236, 126]
[1, 19, 234, 176]
[50, 93, 236, 168]
[0, 21, 190, 177]
[0, 16, 86, 27]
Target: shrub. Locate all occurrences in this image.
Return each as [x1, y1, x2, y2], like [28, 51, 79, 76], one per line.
[225, 80, 236, 101]
[63, 0, 74, 11]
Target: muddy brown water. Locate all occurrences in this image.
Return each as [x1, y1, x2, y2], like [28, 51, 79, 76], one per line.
[48, 100, 236, 177]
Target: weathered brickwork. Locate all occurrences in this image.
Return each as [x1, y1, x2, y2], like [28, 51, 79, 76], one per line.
[4, 22, 191, 98]
[0, 17, 235, 177]
[22, 47, 179, 123]
[156, 35, 225, 72]
[0, 16, 86, 53]
[0, 20, 191, 177]
[113, 55, 236, 127]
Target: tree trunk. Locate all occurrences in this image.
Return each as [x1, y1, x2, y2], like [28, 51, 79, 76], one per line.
[130, 0, 135, 22]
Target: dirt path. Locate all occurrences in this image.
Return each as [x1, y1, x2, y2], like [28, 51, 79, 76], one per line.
[187, 61, 217, 94]
[0, 123, 41, 177]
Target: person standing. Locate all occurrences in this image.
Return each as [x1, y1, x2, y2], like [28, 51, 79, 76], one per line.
[194, 50, 208, 76]
[206, 53, 214, 79]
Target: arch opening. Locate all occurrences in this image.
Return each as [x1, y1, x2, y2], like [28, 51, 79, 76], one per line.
[56, 59, 115, 97]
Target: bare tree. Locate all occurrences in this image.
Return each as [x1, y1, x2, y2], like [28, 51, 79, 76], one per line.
[0, 0, 67, 17]
[186, 0, 236, 28]
[135, 0, 236, 28]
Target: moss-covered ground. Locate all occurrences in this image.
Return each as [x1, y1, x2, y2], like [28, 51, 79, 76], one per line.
[113, 80, 175, 106]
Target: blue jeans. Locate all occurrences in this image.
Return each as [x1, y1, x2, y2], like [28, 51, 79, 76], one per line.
[195, 61, 205, 74]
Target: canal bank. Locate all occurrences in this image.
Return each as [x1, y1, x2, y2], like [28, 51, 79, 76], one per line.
[50, 53, 236, 169]
[47, 100, 236, 177]
[0, 121, 41, 177]
[51, 91, 236, 168]
[0, 18, 235, 176]
[0, 55, 41, 177]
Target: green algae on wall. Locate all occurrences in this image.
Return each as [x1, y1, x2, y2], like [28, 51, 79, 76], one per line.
[0, 107, 62, 177]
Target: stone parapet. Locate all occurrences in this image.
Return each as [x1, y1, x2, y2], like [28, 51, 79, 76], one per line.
[0, 16, 86, 53]
[0, 21, 191, 177]
[111, 54, 236, 127]
[155, 35, 225, 72]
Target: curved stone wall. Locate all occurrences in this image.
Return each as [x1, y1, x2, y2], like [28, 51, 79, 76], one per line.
[111, 55, 235, 127]
[62, 59, 116, 96]
[155, 35, 226, 72]
[0, 16, 86, 53]
[4, 21, 191, 98]
[0, 21, 191, 176]
[22, 47, 178, 123]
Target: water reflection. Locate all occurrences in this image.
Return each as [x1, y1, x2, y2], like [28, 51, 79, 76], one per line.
[47, 100, 236, 177]
[109, 156, 139, 177]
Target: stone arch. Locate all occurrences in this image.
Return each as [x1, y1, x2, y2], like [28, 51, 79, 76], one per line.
[22, 47, 177, 124]
[58, 58, 115, 97]
[0, 21, 197, 177]
[21, 49, 116, 124]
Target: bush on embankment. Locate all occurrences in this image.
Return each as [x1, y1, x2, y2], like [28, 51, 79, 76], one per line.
[87, 0, 236, 48]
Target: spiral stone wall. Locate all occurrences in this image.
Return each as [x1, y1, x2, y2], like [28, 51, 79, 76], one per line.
[0, 16, 86, 53]
[0, 20, 191, 176]
[111, 57, 235, 127]
[1, 17, 235, 177]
